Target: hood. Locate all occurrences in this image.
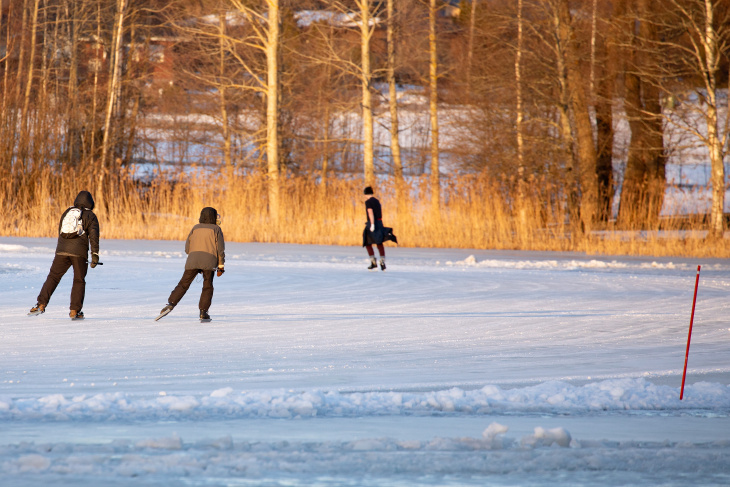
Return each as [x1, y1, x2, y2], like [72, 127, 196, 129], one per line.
[74, 191, 95, 210]
[199, 207, 218, 224]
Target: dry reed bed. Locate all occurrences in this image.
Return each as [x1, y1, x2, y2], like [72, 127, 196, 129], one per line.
[2, 167, 727, 258]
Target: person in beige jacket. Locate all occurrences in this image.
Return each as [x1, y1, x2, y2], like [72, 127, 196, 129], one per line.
[157, 207, 225, 322]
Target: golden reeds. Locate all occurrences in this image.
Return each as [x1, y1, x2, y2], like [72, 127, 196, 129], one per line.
[2, 166, 727, 258]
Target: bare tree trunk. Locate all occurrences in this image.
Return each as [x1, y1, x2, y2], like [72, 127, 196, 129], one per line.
[90, 0, 102, 162]
[554, 8, 580, 226]
[319, 56, 332, 184]
[66, 0, 81, 166]
[21, 0, 40, 131]
[429, 0, 440, 208]
[16, 0, 38, 172]
[0, 1, 5, 166]
[620, 72, 666, 228]
[595, 75, 614, 223]
[120, 6, 141, 168]
[219, 15, 232, 168]
[123, 92, 140, 167]
[559, 0, 597, 233]
[14, 0, 29, 122]
[590, 0, 597, 99]
[0, 1, 9, 120]
[700, 0, 725, 237]
[37, 0, 53, 168]
[617, 0, 665, 228]
[40, 0, 50, 103]
[515, 0, 524, 170]
[387, 0, 404, 202]
[515, 0, 527, 231]
[594, 9, 615, 224]
[266, 0, 280, 220]
[321, 100, 330, 180]
[1, 2, 17, 174]
[466, 0, 477, 97]
[360, 0, 375, 187]
[101, 0, 126, 170]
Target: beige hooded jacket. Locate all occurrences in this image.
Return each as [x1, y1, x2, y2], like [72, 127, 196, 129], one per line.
[184, 207, 225, 270]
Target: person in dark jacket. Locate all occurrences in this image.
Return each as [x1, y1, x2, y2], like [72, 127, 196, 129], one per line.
[29, 191, 100, 319]
[362, 186, 397, 271]
[158, 207, 225, 321]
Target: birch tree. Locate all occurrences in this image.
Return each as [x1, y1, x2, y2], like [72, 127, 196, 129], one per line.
[515, 0, 524, 171]
[266, 0, 280, 219]
[428, 0, 439, 208]
[466, 0, 477, 97]
[0, 2, 9, 135]
[217, 15, 233, 168]
[230, 0, 283, 219]
[100, 0, 126, 170]
[387, 0, 404, 201]
[172, 0, 282, 219]
[658, 0, 729, 237]
[10, 0, 30, 170]
[359, 0, 375, 186]
[546, 0, 581, 222]
[21, 0, 40, 137]
[0, 3, 7, 170]
[531, 0, 598, 230]
[304, 1, 378, 185]
[515, 0, 525, 217]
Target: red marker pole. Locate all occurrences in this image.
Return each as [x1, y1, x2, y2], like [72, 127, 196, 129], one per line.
[680, 265, 701, 400]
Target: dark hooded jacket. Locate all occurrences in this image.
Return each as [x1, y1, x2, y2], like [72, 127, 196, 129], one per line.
[184, 207, 225, 271]
[361, 196, 398, 247]
[55, 191, 100, 259]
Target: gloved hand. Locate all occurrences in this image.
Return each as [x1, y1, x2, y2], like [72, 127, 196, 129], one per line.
[369, 223, 375, 232]
[90, 252, 99, 268]
[217, 266, 225, 277]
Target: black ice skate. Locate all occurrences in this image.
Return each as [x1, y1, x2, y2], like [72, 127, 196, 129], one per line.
[380, 258, 386, 271]
[200, 309, 212, 323]
[70, 310, 85, 320]
[28, 303, 46, 316]
[155, 304, 175, 321]
[367, 257, 378, 270]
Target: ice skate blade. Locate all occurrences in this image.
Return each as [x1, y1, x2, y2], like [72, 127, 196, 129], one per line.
[154, 309, 172, 321]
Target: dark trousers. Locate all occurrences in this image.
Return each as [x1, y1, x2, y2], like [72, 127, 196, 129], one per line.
[168, 269, 215, 311]
[365, 244, 385, 258]
[37, 254, 88, 311]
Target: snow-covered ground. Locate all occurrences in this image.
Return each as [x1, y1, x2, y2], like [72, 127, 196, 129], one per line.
[2, 237, 730, 486]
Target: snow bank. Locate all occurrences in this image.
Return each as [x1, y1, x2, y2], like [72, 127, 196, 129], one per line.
[2, 431, 729, 483]
[446, 255, 727, 271]
[0, 243, 55, 254]
[2, 379, 728, 422]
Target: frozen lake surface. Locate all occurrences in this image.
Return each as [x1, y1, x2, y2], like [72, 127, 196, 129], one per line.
[1, 237, 729, 486]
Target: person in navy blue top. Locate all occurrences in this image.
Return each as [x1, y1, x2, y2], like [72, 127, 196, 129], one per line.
[361, 186, 397, 271]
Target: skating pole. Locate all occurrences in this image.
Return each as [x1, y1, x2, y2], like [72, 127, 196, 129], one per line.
[680, 265, 701, 400]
